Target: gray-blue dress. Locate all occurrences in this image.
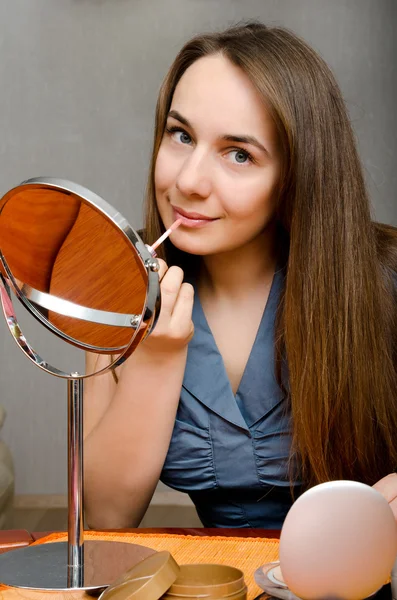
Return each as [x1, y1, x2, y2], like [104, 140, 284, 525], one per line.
[160, 267, 298, 528]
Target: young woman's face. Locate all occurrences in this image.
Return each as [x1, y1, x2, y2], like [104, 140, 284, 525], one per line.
[155, 54, 282, 257]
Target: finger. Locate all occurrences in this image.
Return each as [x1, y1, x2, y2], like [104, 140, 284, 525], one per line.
[388, 498, 397, 521]
[373, 473, 397, 503]
[156, 258, 168, 281]
[159, 266, 184, 319]
[170, 282, 194, 334]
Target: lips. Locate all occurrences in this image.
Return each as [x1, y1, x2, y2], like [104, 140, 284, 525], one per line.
[172, 206, 217, 228]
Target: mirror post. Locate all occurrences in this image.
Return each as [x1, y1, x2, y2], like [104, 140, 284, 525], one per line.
[68, 375, 84, 586]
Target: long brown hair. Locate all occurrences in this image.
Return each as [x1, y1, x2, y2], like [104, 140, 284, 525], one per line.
[143, 22, 397, 488]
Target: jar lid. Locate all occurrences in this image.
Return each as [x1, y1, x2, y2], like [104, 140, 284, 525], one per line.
[99, 551, 180, 600]
[165, 564, 247, 598]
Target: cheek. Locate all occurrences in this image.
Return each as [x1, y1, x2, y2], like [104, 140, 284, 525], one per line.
[154, 145, 178, 195]
[220, 169, 280, 220]
[154, 149, 167, 194]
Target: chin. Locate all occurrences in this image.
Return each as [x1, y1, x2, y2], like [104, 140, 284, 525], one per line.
[171, 240, 209, 256]
[171, 237, 233, 257]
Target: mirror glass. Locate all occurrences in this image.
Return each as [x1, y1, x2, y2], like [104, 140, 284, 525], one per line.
[0, 180, 157, 369]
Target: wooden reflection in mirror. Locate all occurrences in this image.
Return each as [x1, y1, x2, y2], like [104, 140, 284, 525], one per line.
[0, 189, 81, 290]
[0, 187, 148, 352]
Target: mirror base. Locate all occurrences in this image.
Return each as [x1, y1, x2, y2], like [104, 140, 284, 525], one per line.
[0, 540, 156, 591]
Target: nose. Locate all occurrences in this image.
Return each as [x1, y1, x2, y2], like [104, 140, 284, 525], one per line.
[175, 149, 212, 200]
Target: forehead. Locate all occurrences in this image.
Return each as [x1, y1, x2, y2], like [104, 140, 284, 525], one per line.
[170, 54, 276, 140]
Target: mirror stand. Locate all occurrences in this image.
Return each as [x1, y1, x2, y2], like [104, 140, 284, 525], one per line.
[0, 286, 156, 592]
[0, 178, 161, 591]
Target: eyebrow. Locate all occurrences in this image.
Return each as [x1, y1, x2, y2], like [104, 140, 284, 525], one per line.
[167, 110, 270, 156]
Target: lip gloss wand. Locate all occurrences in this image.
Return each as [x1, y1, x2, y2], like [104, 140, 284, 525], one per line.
[146, 218, 182, 257]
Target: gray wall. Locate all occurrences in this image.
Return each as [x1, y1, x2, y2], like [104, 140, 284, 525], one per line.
[0, 0, 396, 496]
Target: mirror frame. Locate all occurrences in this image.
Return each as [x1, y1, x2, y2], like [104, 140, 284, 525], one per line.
[0, 177, 161, 378]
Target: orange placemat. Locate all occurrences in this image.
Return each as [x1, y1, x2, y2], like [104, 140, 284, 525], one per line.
[0, 531, 279, 600]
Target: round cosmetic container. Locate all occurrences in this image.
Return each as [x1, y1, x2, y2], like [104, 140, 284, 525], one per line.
[99, 552, 247, 600]
[163, 563, 247, 600]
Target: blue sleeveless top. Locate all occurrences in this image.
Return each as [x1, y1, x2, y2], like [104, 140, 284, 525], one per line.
[160, 267, 298, 528]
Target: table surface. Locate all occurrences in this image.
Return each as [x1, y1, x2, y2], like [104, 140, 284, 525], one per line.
[0, 528, 392, 599]
[0, 527, 280, 551]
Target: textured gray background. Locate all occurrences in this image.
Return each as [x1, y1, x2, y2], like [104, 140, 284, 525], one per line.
[0, 0, 396, 496]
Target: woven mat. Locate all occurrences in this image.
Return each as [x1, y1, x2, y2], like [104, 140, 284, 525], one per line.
[0, 531, 279, 600]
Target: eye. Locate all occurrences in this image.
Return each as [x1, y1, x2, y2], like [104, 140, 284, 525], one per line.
[165, 126, 192, 145]
[227, 148, 254, 165]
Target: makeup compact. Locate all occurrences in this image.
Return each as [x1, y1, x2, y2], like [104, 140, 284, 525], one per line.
[255, 481, 397, 600]
[254, 561, 385, 600]
[99, 551, 247, 600]
[254, 561, 295, 600]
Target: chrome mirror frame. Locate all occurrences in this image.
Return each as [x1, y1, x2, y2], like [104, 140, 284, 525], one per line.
[0, 177, 161, 375]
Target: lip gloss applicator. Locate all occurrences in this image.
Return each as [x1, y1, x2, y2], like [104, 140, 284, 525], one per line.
[146, 218, 182, 257]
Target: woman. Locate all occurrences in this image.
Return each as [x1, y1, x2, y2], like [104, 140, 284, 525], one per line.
[83, 22, 397, 529]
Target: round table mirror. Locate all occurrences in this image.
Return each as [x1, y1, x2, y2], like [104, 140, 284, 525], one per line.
[0, 178, 161, 590]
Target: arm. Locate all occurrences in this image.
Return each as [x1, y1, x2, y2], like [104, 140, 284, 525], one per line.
[83, 262, 194, 529]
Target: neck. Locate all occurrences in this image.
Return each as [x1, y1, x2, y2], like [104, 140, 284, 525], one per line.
[198, 225, 278, 300]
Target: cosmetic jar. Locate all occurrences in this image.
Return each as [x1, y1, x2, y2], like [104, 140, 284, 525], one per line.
[163, 563, 247, 600]
[100, 551, 247, 600]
